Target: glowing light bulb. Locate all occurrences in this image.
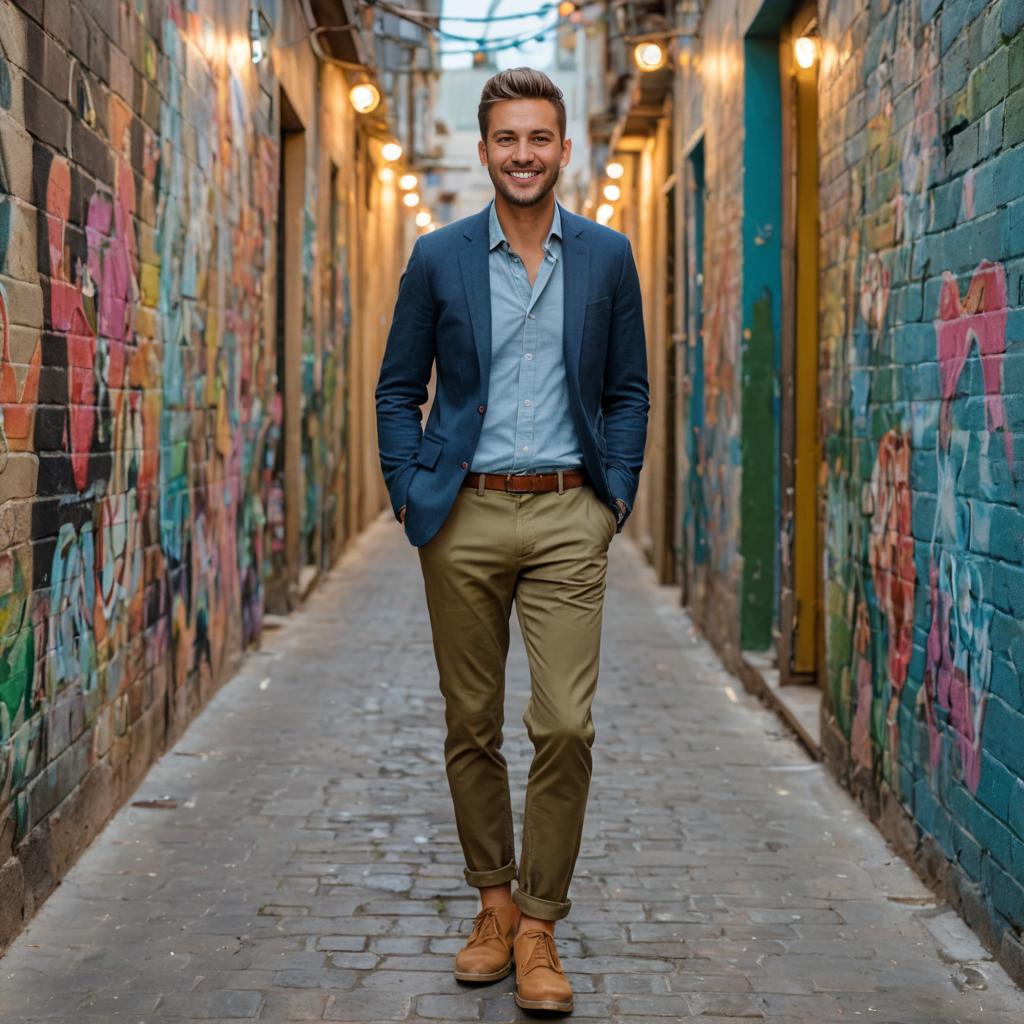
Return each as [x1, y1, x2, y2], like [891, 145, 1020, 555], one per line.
[794, 36, 818, 69]
[596, 203, 614, 225]
[606, 161, 624, 180]
[399, 173, 418, 191]
[415, 210, 431, 227]
[378, 167, 394, 183]
[382, 142, 403, 162]
[403, 191, 420, 208]
[634, 42, 666, 72]
[350, 82, 381, 114]
[603, 183, 621, 202]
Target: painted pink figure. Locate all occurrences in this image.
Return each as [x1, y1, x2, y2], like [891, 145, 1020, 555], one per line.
[925, 260, 1011, 792]
[935, 260, 1011, 468]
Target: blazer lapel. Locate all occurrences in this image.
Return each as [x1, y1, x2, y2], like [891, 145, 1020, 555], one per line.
[459, 208, 493, 385]
[561, 209, 589, 381]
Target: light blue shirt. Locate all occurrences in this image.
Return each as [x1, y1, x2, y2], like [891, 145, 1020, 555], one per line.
[471, 202, 583, 474]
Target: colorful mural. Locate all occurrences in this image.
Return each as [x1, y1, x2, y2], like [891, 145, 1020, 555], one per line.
[815, 0, 1024, 943]
[680, 0, 1024, 956]
[0, 0, 356, 920]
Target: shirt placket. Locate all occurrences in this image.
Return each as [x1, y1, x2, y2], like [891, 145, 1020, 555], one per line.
[502, 246, 531, 473]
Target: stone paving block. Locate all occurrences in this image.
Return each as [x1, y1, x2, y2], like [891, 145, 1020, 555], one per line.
[155, 990, 264, 1018]
[257, 989, 330, 1020]
[322, 990, 412, 1020]
[0, 522, 1022, 1022]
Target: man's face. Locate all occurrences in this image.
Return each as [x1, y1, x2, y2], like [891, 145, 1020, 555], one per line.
[478, 98, 571, 208]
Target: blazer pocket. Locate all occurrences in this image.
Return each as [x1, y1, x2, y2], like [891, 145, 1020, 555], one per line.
[585, 296, 611, 310]
[417, 435, 444, 469]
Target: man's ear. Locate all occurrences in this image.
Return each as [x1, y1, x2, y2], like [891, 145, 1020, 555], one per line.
[478, 139, 488, 167]
[560, 137, 572, 169]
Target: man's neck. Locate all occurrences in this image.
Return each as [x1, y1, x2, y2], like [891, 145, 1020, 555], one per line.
[493, 192, 557, 252]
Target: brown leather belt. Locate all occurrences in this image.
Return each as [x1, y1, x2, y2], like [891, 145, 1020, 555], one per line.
[463, 470, 587, 493]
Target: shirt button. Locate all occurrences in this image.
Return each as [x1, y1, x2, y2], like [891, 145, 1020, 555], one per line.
[522, 446, 529, 452]
[524, 399, 532, 407]
[460, 461, 468, 470]
[525, 353, 533, 360]
[478, 404, 485, 414]
[527, 314, 535, 320]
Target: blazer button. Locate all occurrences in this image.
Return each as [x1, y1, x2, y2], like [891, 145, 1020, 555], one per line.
[460, 461, 468, 470]
[478, 404, 486, 414]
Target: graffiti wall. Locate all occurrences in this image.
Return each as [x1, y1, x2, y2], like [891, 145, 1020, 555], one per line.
[0, 0, 367, 944]
[818, 0, 1024, 947]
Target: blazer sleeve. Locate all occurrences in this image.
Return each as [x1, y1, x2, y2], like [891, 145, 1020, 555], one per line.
[375, 239, 436, 520]
[602, 238, 650, 526]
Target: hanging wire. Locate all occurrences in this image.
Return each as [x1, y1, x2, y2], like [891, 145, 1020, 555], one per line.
[361, 0, 606, 52]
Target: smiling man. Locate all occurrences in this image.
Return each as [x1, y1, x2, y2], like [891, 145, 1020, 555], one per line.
[375, 68, 649, 1014]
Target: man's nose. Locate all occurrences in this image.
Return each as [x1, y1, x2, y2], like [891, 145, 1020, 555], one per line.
[512, 142, 534, 164]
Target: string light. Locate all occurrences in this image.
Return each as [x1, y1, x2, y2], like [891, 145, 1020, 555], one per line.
[382, 142, 403, 162]
[606, 161, 624, 180]
[603, 183, 621, 202]
[350, 82, 381, 114]
[634, 42, 666, 72]
[415, 210, 432, 227]
[596, 203, 614, 225]
[403, 191, 420, 208]
[794, 35, 818, 69]
[399, 173, 419, 190]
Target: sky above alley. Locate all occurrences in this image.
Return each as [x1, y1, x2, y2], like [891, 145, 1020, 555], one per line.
[440, 0, 557, 69]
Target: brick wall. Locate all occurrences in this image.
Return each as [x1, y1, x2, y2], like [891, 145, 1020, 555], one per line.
[0, 0, 389, 949]
[673, 0, 1024, 978]
[817, 0, 1024, 968]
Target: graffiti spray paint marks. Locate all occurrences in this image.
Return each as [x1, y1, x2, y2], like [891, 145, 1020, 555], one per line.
[925, 260, 1012, 793]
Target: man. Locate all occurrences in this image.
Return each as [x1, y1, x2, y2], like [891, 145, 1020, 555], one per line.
[375, 67, 648, 1014]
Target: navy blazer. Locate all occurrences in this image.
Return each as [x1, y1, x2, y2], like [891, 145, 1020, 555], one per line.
[375, 203, 649, 548]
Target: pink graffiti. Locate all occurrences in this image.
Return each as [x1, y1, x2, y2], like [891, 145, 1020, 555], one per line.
[935, 260, 1012, 468]
[869, 431, 916, 691]
[85, 156, 137, 394]
[924, 260, 1011, 792]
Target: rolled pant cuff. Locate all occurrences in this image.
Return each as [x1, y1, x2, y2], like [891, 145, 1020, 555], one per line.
[464, 859, 518, 888]
[512, 887, 571, 921]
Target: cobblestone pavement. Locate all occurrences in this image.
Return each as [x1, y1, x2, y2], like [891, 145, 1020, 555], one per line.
[3, 516, 1024, 1024]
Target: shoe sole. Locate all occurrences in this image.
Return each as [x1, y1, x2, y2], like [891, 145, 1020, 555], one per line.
[514, 992, 574, 1013]
[454, 960, 514, 983]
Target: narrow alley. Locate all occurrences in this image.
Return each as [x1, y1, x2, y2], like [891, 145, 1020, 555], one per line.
[2, 0, 1024, 1018]
[1, 519, 1023, 1023]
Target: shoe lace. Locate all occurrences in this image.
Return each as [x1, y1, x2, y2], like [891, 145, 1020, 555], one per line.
[520, 929, 561, 976]
[467, 906, 504, 946]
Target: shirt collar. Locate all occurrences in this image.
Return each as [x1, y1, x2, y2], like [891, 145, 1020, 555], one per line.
[488, 201, 562, 252]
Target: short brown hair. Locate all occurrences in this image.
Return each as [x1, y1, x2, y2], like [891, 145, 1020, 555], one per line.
[477, 67, 566, 140]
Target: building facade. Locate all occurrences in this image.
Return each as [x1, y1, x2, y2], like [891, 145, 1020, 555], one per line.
[0, 0, 433, 949]
[587, 0, 1024, 982]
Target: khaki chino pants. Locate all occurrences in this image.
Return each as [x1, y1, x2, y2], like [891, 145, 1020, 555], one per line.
[418, 483, 616, 921]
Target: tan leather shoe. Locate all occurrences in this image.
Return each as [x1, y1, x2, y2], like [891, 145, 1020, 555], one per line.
[453, 903, 519, 982]
[513, 928, 574, 1012]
